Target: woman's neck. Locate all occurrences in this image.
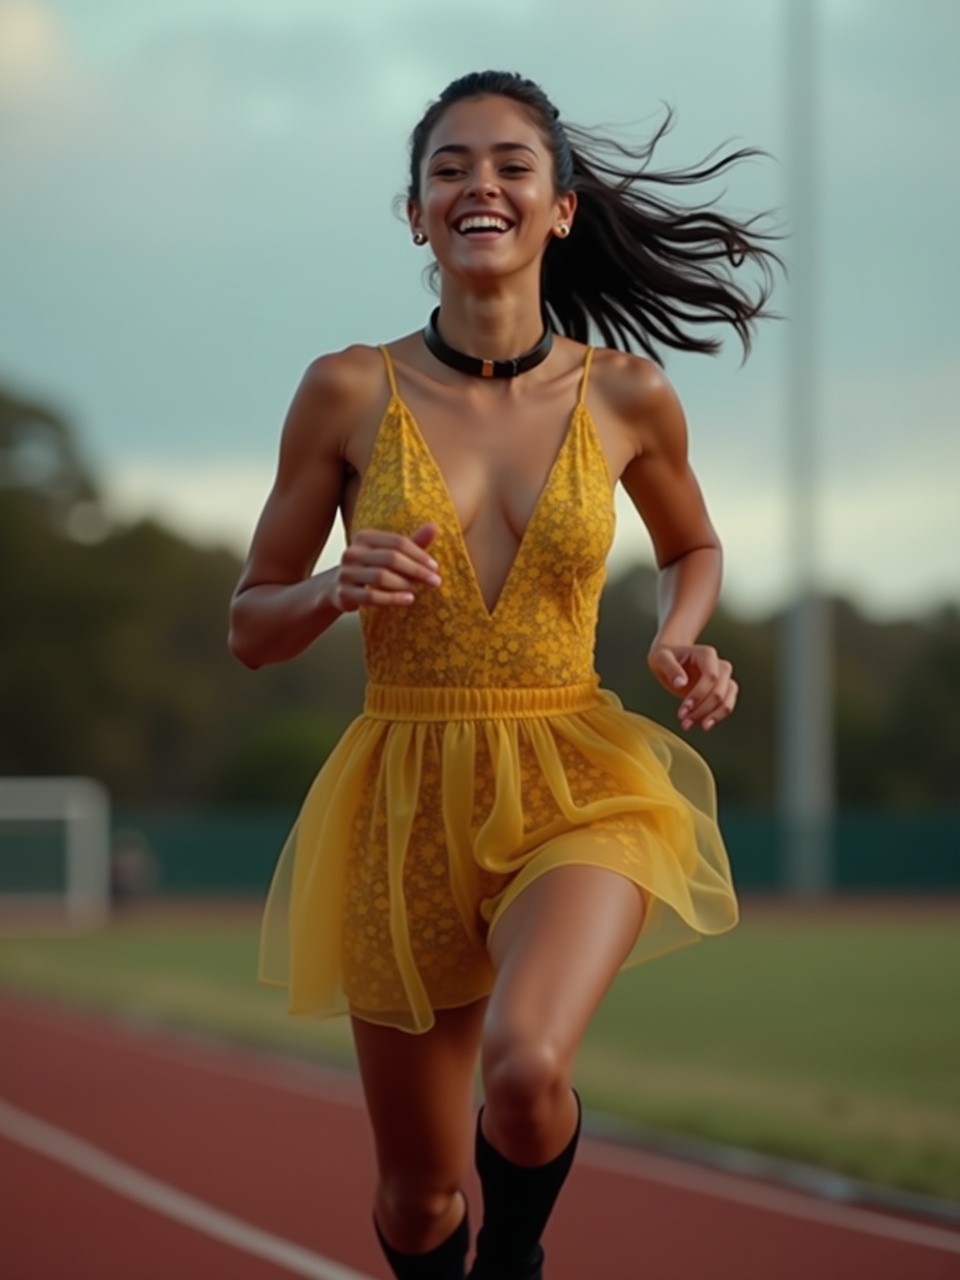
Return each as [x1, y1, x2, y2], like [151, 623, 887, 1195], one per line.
[434, 286, 546, 360]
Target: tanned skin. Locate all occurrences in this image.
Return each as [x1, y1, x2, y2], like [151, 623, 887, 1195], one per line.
[229, 94, 737, 1254]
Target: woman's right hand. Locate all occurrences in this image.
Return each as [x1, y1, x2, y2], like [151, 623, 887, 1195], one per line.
[333, 523, 442, 613]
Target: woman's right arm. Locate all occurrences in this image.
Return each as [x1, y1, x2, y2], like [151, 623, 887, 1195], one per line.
[228, 350, 440, 669]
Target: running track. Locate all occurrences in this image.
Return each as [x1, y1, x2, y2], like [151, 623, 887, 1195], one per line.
[1, 991, 958, 1279]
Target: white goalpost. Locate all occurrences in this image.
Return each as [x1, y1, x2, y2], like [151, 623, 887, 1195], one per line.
[0, 778, 111, 929]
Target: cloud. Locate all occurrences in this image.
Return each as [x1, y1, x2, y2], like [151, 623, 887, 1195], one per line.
[102, 457, 278, 559]
[2, 7, 416, 245]
[5, 1, 959, 619]
[0, 2, 67, 93]
[673, 356, 960, 616]
[0, 2, 104, 154]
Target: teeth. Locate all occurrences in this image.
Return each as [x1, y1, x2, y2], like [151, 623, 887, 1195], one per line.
[457, 215, 510, 233]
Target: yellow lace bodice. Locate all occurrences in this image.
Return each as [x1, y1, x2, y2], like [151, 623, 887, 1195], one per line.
[262, 347, 738, 1031]
[351, 346, 617, 690]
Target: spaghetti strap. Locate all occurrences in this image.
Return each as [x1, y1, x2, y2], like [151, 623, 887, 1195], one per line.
[577, 347, 595, 406]
[378, 344, 399, 399]
[259, 330, 737, 1034]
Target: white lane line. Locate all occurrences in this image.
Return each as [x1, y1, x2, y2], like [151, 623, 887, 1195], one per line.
[0, 1098, 373, 1280]
[579, 1138, 960, 1256]
[4, 998, 960, 1257]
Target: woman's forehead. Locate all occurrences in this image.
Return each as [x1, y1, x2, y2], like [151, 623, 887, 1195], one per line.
[425, 95, 545, 156]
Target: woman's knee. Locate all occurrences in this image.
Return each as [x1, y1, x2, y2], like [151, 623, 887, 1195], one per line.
[376, 1171, 462, 1244]
[481, 1033, 570, 1123]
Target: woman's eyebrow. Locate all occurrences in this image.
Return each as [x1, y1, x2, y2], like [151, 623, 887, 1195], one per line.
[428, 142, 537, 161]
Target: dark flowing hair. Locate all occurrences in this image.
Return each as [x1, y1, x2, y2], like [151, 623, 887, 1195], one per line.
[406, 70, 782, 364]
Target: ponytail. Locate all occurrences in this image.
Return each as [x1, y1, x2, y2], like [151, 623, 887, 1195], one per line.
[407, 72, 782, 363]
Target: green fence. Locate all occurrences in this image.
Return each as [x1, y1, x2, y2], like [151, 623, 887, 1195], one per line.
[106, 807, 960, 897]
[721, 810, 960, 891]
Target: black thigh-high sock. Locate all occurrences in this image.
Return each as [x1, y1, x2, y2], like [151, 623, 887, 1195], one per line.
[374, 1199, 470, 1280]
[469, 1091, 582, 1280]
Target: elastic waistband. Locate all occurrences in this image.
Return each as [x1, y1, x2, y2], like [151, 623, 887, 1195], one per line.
[363, 680, 602, 722]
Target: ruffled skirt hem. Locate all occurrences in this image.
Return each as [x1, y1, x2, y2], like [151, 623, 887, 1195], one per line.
[259, 687, 739, 1034]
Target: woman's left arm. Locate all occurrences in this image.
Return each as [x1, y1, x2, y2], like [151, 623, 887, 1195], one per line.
[613, 359, 738, 733]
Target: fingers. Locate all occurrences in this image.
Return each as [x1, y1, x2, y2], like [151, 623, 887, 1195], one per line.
[345, 551, 441, 590]
[336, 529, 442, 612]
[410, 522, 439, 550]
[649, 646, 689, 692]
[349, 528, 441, 577]
[335, 582, 415, 610]
[677, 652, 737, 732]
[649, 644, 738, 732]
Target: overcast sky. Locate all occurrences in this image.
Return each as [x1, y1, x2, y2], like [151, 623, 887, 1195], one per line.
[1, 0, 958, 619]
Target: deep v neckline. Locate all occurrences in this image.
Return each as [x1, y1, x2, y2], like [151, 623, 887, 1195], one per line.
[392, 393, 584, 622]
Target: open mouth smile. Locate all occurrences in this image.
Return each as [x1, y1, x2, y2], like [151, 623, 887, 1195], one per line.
[454, 214, 514, 235]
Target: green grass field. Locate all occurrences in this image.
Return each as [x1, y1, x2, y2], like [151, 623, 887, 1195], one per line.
[1, 901, 958, 1200]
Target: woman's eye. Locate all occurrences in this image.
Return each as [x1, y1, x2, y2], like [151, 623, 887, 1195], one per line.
[502, 165, 531, 175]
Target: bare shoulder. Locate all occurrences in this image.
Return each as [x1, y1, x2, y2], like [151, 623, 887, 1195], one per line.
[301, 343, 386, 404]
[236, 344, 389, 590]
[285, 343, 388, 458]
[590, 347, 687, 458]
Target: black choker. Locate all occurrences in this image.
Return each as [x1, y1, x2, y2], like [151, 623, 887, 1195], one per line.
[422, 308, 553, 378]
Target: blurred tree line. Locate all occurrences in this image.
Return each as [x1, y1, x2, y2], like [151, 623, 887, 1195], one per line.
[1, 383, 957, 808]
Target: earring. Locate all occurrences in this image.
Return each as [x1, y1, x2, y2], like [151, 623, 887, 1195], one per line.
[412, 232, 428, 246]
[556, 223, 570, 238]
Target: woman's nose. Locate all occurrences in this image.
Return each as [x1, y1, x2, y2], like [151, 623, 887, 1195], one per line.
[464, 167, 501, 199]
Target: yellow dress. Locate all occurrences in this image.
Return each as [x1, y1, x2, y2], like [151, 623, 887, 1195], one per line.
[259, 345, 739, 1032]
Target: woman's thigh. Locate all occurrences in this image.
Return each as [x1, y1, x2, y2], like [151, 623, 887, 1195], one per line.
[485, 863, 645, 1066]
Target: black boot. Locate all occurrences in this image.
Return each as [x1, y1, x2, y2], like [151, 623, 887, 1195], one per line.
[375, 1200, 470, 1280]
[469, 1092, 582, 1280]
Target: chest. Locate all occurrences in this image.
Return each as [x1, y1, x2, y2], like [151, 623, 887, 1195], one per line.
[411, 396, 576, 539]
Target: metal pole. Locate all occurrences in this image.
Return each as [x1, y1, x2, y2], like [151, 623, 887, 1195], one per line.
[779, 0, 834, 895]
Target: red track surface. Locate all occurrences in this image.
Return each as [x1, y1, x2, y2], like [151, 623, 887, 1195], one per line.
[1, 990, 957, 1280]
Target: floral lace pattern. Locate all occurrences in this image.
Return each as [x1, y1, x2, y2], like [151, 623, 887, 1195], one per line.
[258, 347, 739, 1033]
[352, 364, 616, 688]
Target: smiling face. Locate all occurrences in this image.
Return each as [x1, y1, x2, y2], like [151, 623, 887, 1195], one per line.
[408, 94, 576, 286]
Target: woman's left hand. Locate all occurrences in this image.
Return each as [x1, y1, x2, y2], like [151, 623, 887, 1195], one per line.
[647, 643, 739, 732]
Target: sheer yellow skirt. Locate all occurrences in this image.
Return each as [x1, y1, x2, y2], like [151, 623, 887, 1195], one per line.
[259, 682, 739, 1034]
